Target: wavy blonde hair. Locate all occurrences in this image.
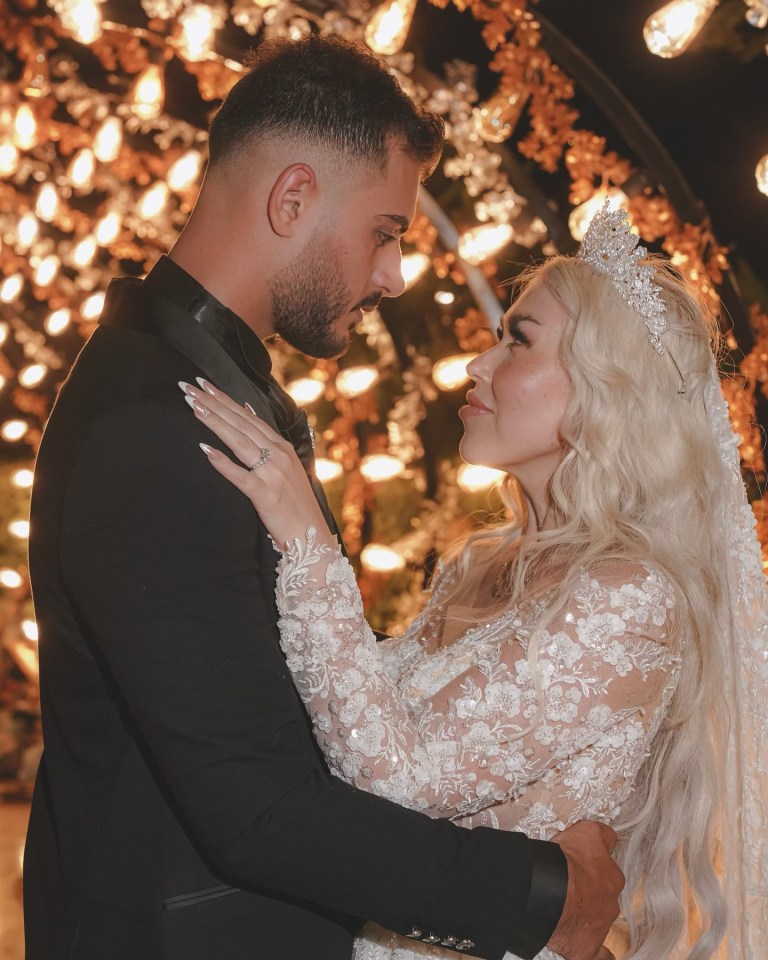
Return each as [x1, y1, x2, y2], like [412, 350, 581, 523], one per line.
[443, 255, 728, 959]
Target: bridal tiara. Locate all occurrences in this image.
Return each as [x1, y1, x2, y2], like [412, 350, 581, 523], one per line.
[577, 200, 686, 393]
[577, 201, 669, 355]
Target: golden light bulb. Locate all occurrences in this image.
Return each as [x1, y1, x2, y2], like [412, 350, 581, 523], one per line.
[286, 377, 326, 406]
[9, 519, 30, 539]
[19, 363, 47, 388]
[360, 543, 406, 573]
[95, 210, 121, 245]
[22, 50, 50, 99]
[81, 291, 106, 319]
[457, 222, 514, 265]
[0, 569, 23, 589]
[17, 211, 39, 249]
[360, 454, 405, 482]
[178, 4, 219, 61]
[68, 148, 95, 189]
[568, 188, 629, 243]
[0, 140, 20, 177]
[167, 150, 204, 192]
[13, 104, 38, 150]
[0, 322, 7, 346]
[475, 89, 529, 144]
[64, 0, 103, 43]
[45, 308, 72, 335]
[93, 116, 123, 163]
[34, 255, 60, 287]
[756, 154, 768, 198]
[365, 0, 417, 54]
[434, 290, 455, 306]
[315, 458, 344, 482]
[21, 619, 38, 642]
[457, 463, 506, 492]
[132, 64, 165, 120]
[36, 183, 59, 222]
[72, 234, 98, 267]
[0, 375, 6, 392]
[335, 366, 380, 399]
[2, 420, 29, 442]
[644, 0, 718, 57]
[138, 181, 170, 218]
[401, 252, 431, 290]
[11, 468, 34, 488]
[432, 353, 477, 391]
[0, 273, 24, 303]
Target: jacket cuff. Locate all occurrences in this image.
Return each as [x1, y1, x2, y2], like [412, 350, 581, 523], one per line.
[513, 839, 569, 959]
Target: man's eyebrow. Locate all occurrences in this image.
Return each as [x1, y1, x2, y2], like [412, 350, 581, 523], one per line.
[379, 214, 411, 234]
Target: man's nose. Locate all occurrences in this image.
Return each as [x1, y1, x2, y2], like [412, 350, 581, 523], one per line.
[372, 244, 406, 299]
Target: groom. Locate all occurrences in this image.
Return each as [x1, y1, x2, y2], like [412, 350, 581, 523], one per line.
[25, 35, 622, 960]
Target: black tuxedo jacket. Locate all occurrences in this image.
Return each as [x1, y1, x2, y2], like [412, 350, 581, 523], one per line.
[24, 257, 566, 960]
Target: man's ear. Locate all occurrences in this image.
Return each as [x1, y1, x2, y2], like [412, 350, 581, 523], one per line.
[267, 163, 318, 238]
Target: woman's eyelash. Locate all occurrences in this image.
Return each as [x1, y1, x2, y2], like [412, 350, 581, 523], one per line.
[497, 324, 530, 347]
[376, 231, 397, 246]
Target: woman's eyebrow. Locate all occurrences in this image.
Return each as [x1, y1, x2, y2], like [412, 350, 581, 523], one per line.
[506, 312, 540, 328]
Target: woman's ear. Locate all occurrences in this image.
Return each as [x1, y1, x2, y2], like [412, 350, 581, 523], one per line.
[267, 163, 318, 238]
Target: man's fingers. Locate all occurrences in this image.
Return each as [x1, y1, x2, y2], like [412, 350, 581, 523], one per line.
[594, 947, 615, 960]
[569, 820, 617, 854]
[598, 823, 617, 854]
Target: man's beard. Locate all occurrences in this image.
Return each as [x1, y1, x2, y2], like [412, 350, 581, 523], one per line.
[269, 231, 355, 360]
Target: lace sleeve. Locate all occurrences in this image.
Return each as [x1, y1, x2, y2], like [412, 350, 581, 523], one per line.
[275, 529, 681, 819]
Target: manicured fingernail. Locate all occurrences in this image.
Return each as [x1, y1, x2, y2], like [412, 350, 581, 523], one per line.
[178, 380, 194, 395]
[199, 443, 218, 459]
[185, 394, 210, 418]
[245, 402, 256, 415]
[196, 377, 216, 395]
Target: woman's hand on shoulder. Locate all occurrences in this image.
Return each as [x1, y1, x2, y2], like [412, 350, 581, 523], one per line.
[179, 378, 330, 550]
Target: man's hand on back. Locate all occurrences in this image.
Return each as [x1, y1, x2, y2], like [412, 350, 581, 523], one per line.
[546, 821, 624, 960]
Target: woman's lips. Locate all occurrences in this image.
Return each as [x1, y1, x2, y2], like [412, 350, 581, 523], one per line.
[460, 391, 492, 418]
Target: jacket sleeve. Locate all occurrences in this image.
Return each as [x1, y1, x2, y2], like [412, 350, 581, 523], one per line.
[58, 391, 565, 960]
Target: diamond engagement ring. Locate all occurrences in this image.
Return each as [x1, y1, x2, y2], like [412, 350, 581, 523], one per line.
[249, 448, 271, 471]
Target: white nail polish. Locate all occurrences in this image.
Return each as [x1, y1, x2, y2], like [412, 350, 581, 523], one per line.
[196, 377, 215, 395]
[185, 395, 210, 418]
[178, 381, 192, 394]
[200, 443, 215, 456]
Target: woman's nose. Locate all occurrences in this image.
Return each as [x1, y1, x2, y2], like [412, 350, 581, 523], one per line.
[467, 343, 497, 383]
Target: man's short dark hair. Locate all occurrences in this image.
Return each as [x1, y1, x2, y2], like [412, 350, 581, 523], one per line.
[208, 35, 444, 179]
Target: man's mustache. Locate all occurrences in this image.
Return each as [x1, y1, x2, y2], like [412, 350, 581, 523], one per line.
[352, 292, 383, 313]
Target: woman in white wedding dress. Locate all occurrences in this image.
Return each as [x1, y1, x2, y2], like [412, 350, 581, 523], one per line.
[182, 207, 766, 960]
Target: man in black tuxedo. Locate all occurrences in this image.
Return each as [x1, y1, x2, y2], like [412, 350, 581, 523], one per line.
[25, 35, 623, 960]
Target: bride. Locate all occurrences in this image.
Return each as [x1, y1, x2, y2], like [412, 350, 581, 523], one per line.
[180, 205, 767, 959]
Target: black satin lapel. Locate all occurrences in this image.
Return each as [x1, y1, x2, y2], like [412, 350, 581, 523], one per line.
[152, 300, 340, 535]
[150, 295, 278, 430]
[99, 280, 340, 541]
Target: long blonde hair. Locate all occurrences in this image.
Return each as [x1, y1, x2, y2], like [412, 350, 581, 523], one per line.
[444, 256, 728, 958]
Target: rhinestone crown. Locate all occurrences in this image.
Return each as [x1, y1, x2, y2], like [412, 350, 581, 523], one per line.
[577, 200, 669, 355]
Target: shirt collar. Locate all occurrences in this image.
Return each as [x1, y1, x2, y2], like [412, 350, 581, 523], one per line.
[142, 255, 272, 382]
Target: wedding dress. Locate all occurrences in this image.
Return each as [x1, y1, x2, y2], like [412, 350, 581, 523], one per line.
[273, 529, 683, 960]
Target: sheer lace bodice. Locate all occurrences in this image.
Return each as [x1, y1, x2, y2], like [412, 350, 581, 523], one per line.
[274, 529, 682, 960]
